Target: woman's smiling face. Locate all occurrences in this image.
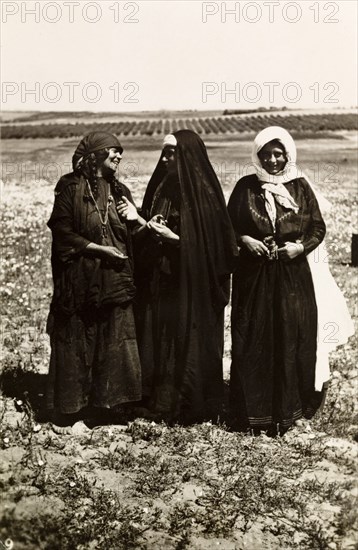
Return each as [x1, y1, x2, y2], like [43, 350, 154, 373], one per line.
[101, 147, 122, 174]
[258, 140, 287, 175]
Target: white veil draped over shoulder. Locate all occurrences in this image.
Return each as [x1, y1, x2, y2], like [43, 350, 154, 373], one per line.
[252, 127, 354, 391]
[304, 177, 354, 390]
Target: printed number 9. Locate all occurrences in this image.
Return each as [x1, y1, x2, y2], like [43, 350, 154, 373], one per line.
[0, 540, 13, 550]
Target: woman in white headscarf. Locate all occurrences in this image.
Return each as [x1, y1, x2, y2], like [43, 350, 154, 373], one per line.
[228, 126, 353, 434]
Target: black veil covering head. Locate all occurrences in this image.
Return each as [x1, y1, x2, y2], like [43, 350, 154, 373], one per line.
[142, 129, 238, 312]
[140, 130, 239, 421]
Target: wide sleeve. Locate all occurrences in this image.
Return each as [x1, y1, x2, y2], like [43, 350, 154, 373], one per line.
[300, 178, 326, 255]
[227, 177, 248, 243]
[48, 181, 90, 263]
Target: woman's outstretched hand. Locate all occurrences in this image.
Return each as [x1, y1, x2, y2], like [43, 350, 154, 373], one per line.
[240, 235, 269, 257]
[86, 243, 128, 264]
[147, 220, 179, 244]
[278, 242, 304, 261]
[116, 196, 138, 221]
[102, 246, 129, 263]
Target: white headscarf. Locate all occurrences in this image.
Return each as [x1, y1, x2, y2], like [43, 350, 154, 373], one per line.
[163, 134, 177, 148]
[252, 126, 332, 213]
[252, 126, 301, 184]
[252, 126, 301, 227]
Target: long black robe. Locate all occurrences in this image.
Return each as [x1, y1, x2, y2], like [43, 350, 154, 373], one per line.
[46, 173, 141, 414]
[228, 174, 326, 431]
[135, 130, 239, 424]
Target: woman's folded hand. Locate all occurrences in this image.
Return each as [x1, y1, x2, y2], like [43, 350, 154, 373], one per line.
[278, 242, 304, 261]
[240, 235, 269, 257]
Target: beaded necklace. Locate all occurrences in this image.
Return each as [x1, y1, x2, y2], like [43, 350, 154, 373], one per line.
[86, 179, 113, 239]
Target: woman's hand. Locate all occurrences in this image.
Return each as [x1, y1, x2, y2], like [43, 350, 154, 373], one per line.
[147, 220, 179, 244]
[116, 196, 138, 221]
[240, 235, 269, 258]
[278, 242, 304, 261]
[86, 243, 128, 264]
[102, 246, 128, 263]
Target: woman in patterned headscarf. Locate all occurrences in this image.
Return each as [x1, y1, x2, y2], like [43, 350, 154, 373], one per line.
[228, 126, 329, 434]
[46, 132, 142, 425]
[134, 130, 238, 425]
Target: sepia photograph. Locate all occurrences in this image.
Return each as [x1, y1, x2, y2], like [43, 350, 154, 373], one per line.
[1, 1, 357, 548]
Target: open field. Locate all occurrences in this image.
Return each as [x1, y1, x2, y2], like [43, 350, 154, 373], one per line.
[1, 111, 357, 139]
[0, 132, 357, 549]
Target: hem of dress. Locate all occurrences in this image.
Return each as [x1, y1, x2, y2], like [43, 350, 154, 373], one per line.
[246, 408, 303, 428]
[92, 394, 142, 410]
[47, 393, 142, 415]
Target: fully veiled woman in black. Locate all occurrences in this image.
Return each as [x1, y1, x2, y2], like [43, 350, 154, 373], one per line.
[46, 132, 142, 425]
[228, 127, 326, 434]
[135, 130, 238, 424]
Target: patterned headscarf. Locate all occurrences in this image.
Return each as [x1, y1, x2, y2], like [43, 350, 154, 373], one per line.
[72, 132, 123, 171]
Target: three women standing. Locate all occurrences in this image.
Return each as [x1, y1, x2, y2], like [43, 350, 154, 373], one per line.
[47, 127, 352, 432]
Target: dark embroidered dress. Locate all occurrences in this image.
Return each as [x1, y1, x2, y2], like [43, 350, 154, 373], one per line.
[135, 130, 238, 424]
[46, 174, 141, 414]
[228, 175, 326, 431]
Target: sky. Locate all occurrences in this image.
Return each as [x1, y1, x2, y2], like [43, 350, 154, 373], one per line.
[1, 0, 357, 112]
